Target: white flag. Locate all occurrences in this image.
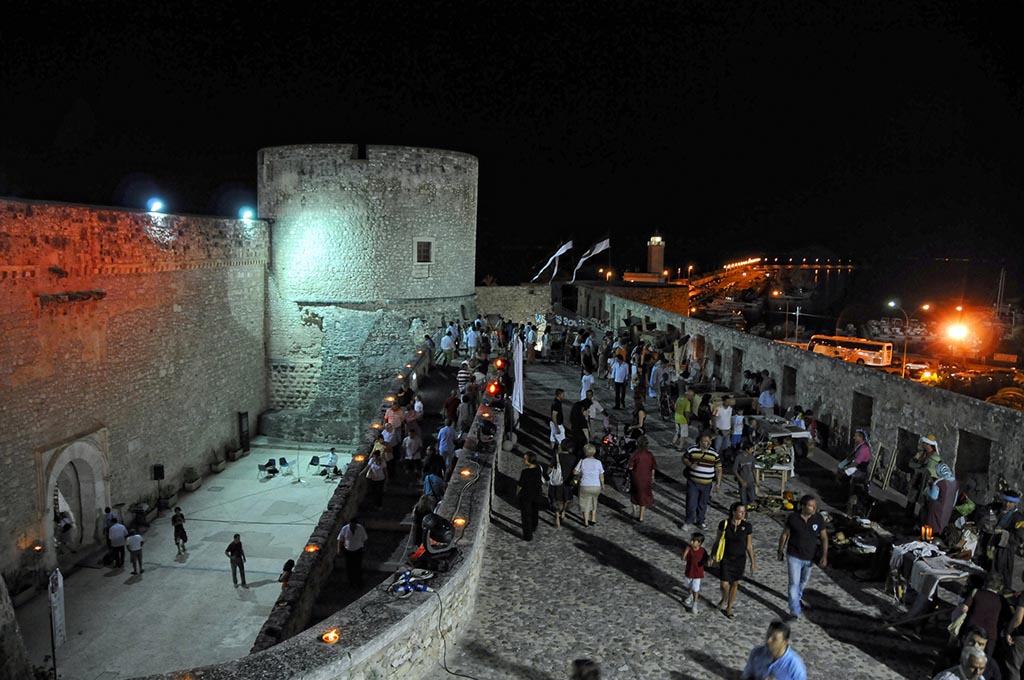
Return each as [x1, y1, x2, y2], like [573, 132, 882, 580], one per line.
[511, 336, 525, 415]
[530, 241, 573, 282]
[569, 238, 611, 283]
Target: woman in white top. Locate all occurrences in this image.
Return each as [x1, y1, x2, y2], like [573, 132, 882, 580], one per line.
[713, 398, 734, 452]
[574, 444, 605, 527]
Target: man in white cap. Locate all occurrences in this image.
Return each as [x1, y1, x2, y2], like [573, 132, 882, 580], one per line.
[908, 435, 942, 521]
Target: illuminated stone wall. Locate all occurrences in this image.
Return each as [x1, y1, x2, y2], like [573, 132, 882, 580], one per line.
[475, 284, 552, 325]
[258, 144, 478, 441]
[0, 199, 268, 575]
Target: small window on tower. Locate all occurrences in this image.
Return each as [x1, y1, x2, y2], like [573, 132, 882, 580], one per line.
[413, 238, 435, 264]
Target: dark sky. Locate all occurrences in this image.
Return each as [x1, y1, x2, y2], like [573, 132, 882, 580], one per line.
[2, 1, 1023, 283]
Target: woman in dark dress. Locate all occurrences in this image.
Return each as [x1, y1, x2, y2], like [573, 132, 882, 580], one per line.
[516, 452, 545, 541]
[714, 501, 756, 618]
[627, 435, 657, 522]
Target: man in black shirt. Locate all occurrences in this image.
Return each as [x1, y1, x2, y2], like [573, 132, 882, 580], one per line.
[777, 494, 828, 619]
[550, 389, 566, 456]
[568, 398, 592, 456]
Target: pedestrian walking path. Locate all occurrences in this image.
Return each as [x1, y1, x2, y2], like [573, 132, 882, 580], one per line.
[428, 362, 933, 680]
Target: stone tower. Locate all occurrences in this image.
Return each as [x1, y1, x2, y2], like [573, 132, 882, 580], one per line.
[257, 144, 478, 442]
[647, 234, 665, 274]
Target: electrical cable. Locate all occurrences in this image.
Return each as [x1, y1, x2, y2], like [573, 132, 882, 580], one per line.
[432, 589, 482, 680]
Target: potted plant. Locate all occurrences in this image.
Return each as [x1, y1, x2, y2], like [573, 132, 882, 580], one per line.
[158, 483, 179, 510]
[210, 448, 227, 473]
[130, 496, 159, 525]
[183, 466, 202, 492]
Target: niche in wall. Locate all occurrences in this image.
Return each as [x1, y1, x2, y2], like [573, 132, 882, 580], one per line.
[730, 348, 744, 392]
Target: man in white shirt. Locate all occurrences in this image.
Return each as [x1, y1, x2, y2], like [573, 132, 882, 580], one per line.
[439, 331, 455, 366]
[611, 355, 630, 409]
[126, 528, 145, 575]
[580, 368, 595, 400]
[337, 517, 369, 588]
[108, 520, 129, 568]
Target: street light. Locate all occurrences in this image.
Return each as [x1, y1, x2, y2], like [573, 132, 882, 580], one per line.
[887, 301, 909, 378]
[687, 265, 694, 280]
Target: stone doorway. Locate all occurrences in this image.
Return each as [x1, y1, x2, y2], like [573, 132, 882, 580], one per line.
[38, 430, 110, 565]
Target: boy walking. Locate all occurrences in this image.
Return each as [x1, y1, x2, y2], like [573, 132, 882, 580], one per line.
[682, 532, 707, 612]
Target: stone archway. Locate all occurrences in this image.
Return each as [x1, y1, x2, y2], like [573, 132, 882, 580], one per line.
[38, 430, 110, 562]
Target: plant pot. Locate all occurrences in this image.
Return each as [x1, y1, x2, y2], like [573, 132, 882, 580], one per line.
[183, 478, 202, 492]
[158, 493, 178, 510]
[226, 449, 240, 462]
[210, 459, 227, 473]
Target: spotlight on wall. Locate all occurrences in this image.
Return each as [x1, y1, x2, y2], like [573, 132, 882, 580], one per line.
[304, 544, 321, 553]
[239, 207, 255, 220]
[147, 198, 165, 213]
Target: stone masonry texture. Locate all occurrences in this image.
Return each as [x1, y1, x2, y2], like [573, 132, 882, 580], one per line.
[258, 144, 478, 442]
[0, 198, 268, 577]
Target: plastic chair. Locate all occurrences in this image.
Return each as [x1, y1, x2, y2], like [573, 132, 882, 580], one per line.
[257, 459, 277, 480]
[308, 455, 320, 471]
[279, 457, 292, 476]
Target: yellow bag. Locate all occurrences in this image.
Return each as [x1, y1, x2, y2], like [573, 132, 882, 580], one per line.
[712, 521, 727, 564]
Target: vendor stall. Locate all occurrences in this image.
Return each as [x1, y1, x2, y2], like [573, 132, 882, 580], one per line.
[750, 416, 807, 498]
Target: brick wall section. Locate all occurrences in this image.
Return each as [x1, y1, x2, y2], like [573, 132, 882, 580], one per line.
[0, 199, 268, 575]
[138, 397, 500, 680]
[258, 145, 478, 438]
[475, 284, 552, 325]
[581, 284, 1024, 500]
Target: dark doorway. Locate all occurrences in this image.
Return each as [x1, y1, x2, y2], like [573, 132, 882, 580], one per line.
[730, 348, 744, 391]
[782, 365, 797, 408]
[956, 430, 993, 501]
[851, 391, 874, 437]
[888, 427, 921, 495]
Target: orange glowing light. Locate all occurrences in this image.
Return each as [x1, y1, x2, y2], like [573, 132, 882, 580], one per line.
[689, 307, 697, 313]
[385, 395, 395, 403]
[922, 370, 933, 379]
[371, 422, 382, 430]
[948, 324, 968, 340]
[920, 525, 933, 541]
[955, 305, 963, 312]
[494, 358, 505, 369]
[662, 270, 669, 276]
[453, 517, 468, 527]
[772, 290, 781, 296]
[397, 373, 404, 379]
[921, 304, 931, 311]
[304, 544, 321, 553]
[417, 350, 424, 355]
[486, 381, 499, 395]
[459, 469, 472, 477]
[321, 629, 341, 644]
[33, 544, 44, 552]
[481, 411, 491, 418]
[405, 363, 412, 368]
[353, 454, 366, 463]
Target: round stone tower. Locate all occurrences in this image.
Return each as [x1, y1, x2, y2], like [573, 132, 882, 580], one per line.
[257, 144, 478, 442]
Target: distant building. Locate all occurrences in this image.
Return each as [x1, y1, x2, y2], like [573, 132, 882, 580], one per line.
[647, 234, 665, 274]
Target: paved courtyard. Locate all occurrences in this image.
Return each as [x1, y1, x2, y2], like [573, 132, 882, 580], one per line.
[429, 362, 936, 680]
[16, 439, 349, 680]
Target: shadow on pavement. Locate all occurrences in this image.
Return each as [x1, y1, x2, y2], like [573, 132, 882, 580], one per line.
[680, 649, 743, 680]
[457, 640, 558, 680]
[567, 525, 685, 605]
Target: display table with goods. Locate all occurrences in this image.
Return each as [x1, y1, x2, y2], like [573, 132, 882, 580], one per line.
[753, 440, 795, 499]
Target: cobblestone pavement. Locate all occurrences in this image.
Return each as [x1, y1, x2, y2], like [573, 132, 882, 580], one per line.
[427, 362, 935, 680]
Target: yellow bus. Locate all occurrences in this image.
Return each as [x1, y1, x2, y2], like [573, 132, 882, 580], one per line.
[807, 335, 894, 366]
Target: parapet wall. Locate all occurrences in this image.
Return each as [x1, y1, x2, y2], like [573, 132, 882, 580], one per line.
[138, 389, 500, 680]
[0, 198, 268, 576]
[586, 285, 1024, 501]
[475, 284, 551, 325]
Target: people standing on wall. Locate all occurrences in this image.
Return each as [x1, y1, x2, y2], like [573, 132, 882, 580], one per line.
[777, 495, 828, 619]
[683, 432, 722, 530]
[126, 527, 145, 575]
[713, 502, 756, 618]
[337, 517, 368, 589]
[549, 388, 566, 456]
[107, 517, 128, 568]
[364, 449, 389, 510]
[172, 506, 188, 554]
[225, 533, 247, 587]
[517, 451, 545, 541]
[611, 355, 630, 409]
[439, 331, 455, 366]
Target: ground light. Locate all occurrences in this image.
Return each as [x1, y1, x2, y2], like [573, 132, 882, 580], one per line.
[453, 517, 468, 527]
[321, 629, 340, 644]
[147, 198, 164, 212]
[239, 207, 254, 220]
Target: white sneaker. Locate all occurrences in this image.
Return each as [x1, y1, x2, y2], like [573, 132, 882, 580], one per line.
[691, 599, 699, 614]
[683, 594, 694, 608]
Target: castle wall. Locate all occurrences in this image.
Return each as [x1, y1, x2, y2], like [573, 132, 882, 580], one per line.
[582, 285, 1024, 502]
[0, 199, 268, 575]
[475, 284, 551, 325]
[258, 145, 478, 442]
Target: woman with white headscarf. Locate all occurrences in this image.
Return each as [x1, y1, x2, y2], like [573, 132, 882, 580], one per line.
[927, 463, 959, 534]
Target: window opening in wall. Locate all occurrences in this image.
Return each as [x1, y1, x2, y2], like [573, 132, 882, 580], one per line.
[850, 391, 873, 439]
[460, 304, 468, 320]
[782, 365, 797, 403]
[730, 348, 744, 391]
[355, 143, 368, 160]
[956, 430, 993, 502]
[414, 239, 434, 264]
[713, 351, 723, 382]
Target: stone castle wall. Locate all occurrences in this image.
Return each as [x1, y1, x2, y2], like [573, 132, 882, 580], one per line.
[583, 285, 1024, 501]
[475, 284, 552, 325]
[0, 199, 268, 575]
[258, 145, 478, 441]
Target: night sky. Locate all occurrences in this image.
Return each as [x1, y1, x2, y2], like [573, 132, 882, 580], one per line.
[2, 1, 1023, 285]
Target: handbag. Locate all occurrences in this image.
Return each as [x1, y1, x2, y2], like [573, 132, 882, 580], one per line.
[707, 521, 727, 566]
